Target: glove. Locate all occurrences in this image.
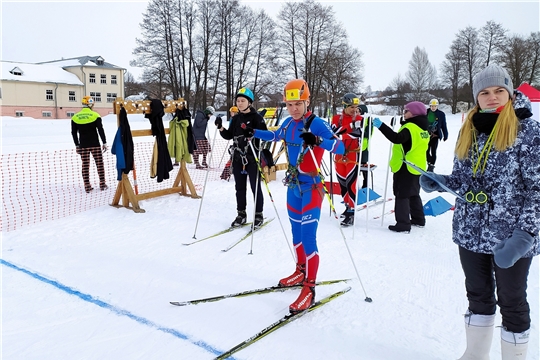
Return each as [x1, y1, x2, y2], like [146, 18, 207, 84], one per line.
[102, 143, 108, 152]
[372, 118, 383, 128]
[215, 116, 223, 129]
[493, 229, 535, 268]
[243, 126, 254, 138]
[349, 128, 362, 138]
[76, 146, 81, 155]
[299, 132, 322, 146]
[331, 124, 346, 136]
[419, 172, 446, 193]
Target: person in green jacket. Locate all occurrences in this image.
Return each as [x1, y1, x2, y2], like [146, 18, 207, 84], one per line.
[71, 96, 108, 193]
[372, 101, 430, 233]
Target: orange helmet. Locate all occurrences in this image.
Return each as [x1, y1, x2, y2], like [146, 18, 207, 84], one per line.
[229, 106, 238, 113]
[82, 96, 94, 107]
[283, 79, 310, 101]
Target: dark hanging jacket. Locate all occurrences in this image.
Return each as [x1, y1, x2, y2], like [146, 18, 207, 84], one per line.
[111, 107, 135, 180]
[145, 99, 173, 182]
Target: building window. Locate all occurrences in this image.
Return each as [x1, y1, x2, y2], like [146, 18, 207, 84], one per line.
[66, 111, 75, 117]
[46, 89, 54, 101]
[42, 111, 52, 118]
[90, 92, 102, 102]
[107, 93, 117, 103]
[89, 73, 96, 83]
[101, 74, 107, 84]
[69, 91, 76, 102]
[15, 111, 24, 117]
[111, 75, 117, 85]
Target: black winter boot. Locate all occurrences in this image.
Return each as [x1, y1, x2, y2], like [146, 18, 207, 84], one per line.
[231, 211, 247, 227]
[254, 212, 264, 228]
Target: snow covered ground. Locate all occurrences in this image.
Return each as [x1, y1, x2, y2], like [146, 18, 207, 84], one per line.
[2, 110, 538, 360]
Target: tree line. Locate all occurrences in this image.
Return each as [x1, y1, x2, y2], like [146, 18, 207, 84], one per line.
[127, 0, 539, 116]
[127, 0, 363, 116]
[388, 21, 540, 114]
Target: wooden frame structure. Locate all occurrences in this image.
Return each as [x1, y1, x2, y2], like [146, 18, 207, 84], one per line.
[110, 98, 199, 213]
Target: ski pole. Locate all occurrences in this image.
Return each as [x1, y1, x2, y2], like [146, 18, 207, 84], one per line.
[306, 147, 372, 302]
[247, 140, 295, 261]
[191, 126, 219, 239]
[248, 144, 262, 255]
[380, 116, 397, 226]
[364, 116, 374, 233]
[352, 113, 366, 240]
[403, 160, 465, 201]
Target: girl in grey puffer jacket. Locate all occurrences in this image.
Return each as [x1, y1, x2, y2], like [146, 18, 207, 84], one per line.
[420, 64, 539, 359]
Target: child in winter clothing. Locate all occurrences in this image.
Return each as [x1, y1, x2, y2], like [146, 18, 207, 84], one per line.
[215, 88, 267, 228]
[426, 99, 448, 171]
[373, 101, 430, 233]
[420, 64, 540, 359]
[245, 79, 345, 314]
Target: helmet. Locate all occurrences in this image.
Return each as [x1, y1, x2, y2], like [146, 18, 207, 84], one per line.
[229, 106, 239, 113]
[283, 79, 310, 101]
[204, 106, 215, 115]
[82, 96, 94, 107]
[429, 99, 439, 106]
[235, 87, 254, 102]
[342, 93, 360, 107]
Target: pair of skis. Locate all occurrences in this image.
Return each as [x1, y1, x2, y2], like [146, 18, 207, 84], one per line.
[170, 280, 351, 359]
[183, 218, 274, 251]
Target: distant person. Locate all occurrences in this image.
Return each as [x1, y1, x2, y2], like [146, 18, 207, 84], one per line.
[229, 106, 239, 123]
[331, 93, 363, 227]
[214, 88, 267, 227]
[420, 64, 540, 360]
[426, 99, 448, 171]
[372, 101, 429, 233]
[192, 106, 215, 169]
[243, 79, 345, 314]
[71, 96, 108, 193]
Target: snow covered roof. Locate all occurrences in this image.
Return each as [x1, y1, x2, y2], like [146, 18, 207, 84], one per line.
[1, 61, 83, 85]
[38, 56, 125, 71]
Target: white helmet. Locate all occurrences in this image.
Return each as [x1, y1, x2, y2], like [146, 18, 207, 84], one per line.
[204, 106, 215, 115]
[429, 99, 439, 106]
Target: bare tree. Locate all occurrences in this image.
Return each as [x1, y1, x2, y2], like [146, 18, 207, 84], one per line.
[526, 32, 540, 86]
[440, 39, 466, 114]
[456, 26, 483, 104]
[406, 47, 436, 100]
[500, 34, 535, 87]
[480, 20, 507, 66]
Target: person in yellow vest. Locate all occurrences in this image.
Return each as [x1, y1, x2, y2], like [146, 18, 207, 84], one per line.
[372, 101, 430, 232]
[71, 96, 108, 193]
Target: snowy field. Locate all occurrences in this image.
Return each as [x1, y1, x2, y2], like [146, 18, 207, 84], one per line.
[2, 110, 539, 360]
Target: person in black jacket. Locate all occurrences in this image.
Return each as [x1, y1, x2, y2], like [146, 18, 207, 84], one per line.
[214, 87, 268, 227]
[192, 106, 214, 169]
[426, 99, 448, 171]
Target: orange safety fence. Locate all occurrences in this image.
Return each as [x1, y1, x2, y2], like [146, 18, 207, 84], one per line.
[1, 138, 231, 232]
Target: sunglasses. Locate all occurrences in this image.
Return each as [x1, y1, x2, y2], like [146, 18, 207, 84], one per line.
[403, 109, 410, 114]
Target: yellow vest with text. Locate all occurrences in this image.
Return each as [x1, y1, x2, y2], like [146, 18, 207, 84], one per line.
[389, 122, 429, 174]
[72, 107, 100, 124]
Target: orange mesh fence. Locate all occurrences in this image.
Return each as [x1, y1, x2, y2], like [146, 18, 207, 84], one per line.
[1, 138, 231, 232]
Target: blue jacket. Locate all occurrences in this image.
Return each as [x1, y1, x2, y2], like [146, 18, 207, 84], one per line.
[427, 108, 448, 141]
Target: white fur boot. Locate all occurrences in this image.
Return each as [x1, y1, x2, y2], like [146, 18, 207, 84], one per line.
[458, 310, 495, 360]
[501, 328, 529, 360]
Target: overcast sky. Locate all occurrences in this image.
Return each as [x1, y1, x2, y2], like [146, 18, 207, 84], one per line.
[2, 0, 539, 92]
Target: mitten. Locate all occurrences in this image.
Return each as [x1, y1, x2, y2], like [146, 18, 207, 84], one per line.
[372, 118, 383, 128]
[215, 116, 223, 129]
[349, 128, 362, 138]
[331, 124, 346, 136]
[299, 132, 322, 146]
[419, 173, 446, 193]
[493, 229, 535, 268]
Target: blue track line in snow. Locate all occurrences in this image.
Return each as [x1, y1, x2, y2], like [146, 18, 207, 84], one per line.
[1, 259, 237, 359]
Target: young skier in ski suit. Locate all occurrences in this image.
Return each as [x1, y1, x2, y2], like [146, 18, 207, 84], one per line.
[244, 79, 345, 313]
[331, 93, 364, 227]
[420, 64, 540, 360]
[215, 88, 267, 228]
[426, 98, 448, 171]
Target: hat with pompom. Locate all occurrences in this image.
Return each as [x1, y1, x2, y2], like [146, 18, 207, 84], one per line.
[472, 64, 513, 104]
[404, 101, 427, 117]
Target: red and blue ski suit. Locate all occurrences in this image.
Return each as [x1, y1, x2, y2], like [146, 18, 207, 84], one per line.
[252, 112, 344, 283]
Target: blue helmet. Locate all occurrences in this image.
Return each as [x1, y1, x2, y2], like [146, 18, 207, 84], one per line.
[235, 87, 254, 102]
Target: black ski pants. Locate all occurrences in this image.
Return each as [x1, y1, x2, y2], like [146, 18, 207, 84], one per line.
[392, 168, 425, 229]
[232, 159, 264, 213]
[426, 137, 439, 165]
[458, 246, 532, 333]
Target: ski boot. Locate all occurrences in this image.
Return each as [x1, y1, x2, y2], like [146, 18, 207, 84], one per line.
[254, 212, 264, 228]
[231, 210, 247, 227]
[340, 206, 352, 219]
[278, 264, 305, 287]
[427, 163, 435, 172]
[388, 224, 410, 233]
[289, 280, 316, 314]
[340, 210, 354, 227]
